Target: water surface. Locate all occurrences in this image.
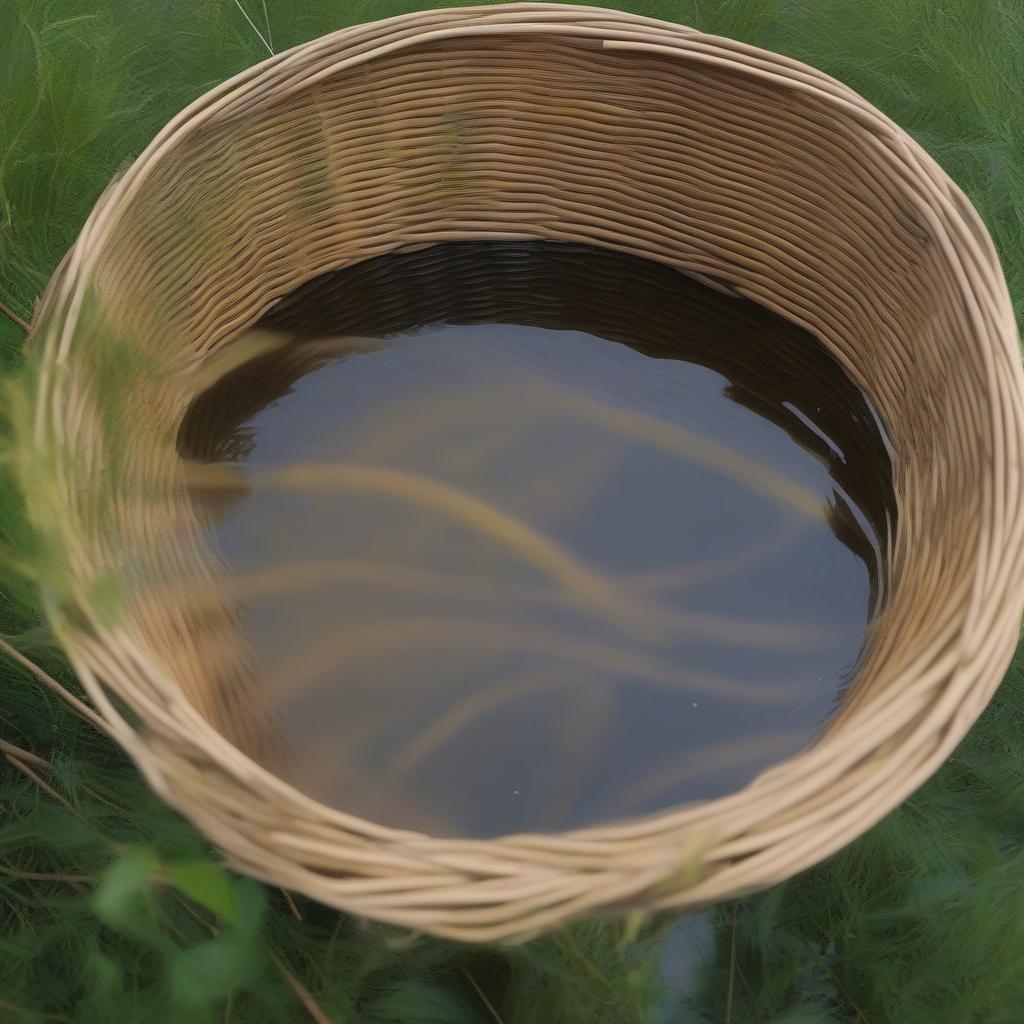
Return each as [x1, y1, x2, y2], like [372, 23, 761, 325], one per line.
[180, 242, 892, 838]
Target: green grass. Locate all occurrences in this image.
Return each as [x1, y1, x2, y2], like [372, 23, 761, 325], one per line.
[2, 1, 1024, 1021]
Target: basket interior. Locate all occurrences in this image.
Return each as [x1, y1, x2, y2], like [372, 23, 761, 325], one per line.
[79, 31, 987, 738]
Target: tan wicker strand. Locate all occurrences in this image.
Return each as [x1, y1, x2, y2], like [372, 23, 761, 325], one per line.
[22, 4, 1024, 941]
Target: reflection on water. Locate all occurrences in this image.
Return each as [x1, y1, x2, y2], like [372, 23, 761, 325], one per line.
[179, 242, 893, 838]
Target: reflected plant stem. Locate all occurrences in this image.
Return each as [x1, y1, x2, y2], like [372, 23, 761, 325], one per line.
[391, 666, 584, 776]
[163, 558, 835, 651]
[334, 372, 825, 523]
[633, 510, 810, 594]
[183, 459, 660, 634]
[539, 679, 617, 830]
[259, 616, 807, 706]
[181, 470, 832, 650]
[340, 380, 625, 522]
[599, 730, 808, 821]
[529, 386, 827, 520]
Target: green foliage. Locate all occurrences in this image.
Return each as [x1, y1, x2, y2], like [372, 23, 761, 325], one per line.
[1, 1, 1023, 1022]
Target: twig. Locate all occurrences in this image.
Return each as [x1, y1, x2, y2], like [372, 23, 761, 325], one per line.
[231, 0, 274, 55]
[0, 635, 112, 738]
[0, 299, 30, 333]
[1, 868, 90, 884]
[1, 736, 128, 815]
[272, 954, 334, 1024]
[0, 737, 51, 768]
[461, 968, 505, 1024]
[260, 0, 273, 50]
[281, 887, 303, 920]
[3, 746, 124, 857]
[1, 759, 94, 896]
[4, 753, 78, 815]
[818, 955, 867, 1024]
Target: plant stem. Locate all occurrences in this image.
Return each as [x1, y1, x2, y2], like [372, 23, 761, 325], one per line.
[461, 968, 506, 1024]
[725, 906, 737, 1024]
[0, 299, 30, 333]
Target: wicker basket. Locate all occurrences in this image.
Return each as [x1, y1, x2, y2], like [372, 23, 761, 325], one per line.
[23, 4, 1024, 942]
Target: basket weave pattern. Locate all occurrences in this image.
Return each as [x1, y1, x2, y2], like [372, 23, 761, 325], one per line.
[25, 5, 1024, 941]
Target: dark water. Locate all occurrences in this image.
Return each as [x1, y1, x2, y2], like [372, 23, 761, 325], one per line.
[179, 242, 893, 838]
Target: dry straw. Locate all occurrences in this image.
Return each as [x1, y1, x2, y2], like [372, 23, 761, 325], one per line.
[20, 4, 1024, 941]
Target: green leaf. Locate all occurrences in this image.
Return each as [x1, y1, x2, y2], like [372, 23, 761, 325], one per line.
[168, 934, 260, 1009]
[168, 860, 237, 924]
[91, 846, 158, 931]
[231, 879, 267, 939]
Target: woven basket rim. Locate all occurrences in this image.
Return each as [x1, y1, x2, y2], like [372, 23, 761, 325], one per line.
[24, 3, 1024, 941]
